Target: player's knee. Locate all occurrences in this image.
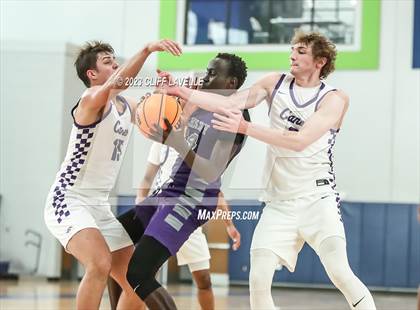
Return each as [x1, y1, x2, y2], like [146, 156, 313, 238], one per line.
[126, 262, 161, 300]
[323, 259, 355, 288]
[126, 261, 141, 288]
[249, 267, 271, 291]
[126, 258, 153, 289]
[86, 254, 112, 279]
[193, 270, 212, 290]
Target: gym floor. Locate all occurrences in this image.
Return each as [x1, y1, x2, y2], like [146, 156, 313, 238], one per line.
[0, 278, 416, 309]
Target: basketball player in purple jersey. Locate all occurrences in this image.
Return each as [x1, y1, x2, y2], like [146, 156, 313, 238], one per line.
[117, 53, 249, 309]
[162, 31, 376, 310]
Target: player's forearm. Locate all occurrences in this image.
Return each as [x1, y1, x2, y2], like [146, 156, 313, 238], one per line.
[87, 47, 152, 110]
[174, 87, 255, 112]
[106, 47, 152, 91]
[245, 122, 306, 152]
[136, 187, 150, 202]
[136, 179, 153, 202]
[172, 87, 230, 112]
[217, 198, 234, 227]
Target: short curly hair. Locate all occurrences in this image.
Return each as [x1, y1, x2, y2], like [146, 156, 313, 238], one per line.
[215, 53, 248, 89]
[291, 31, 337, 79]
[74, 41, 114, 87]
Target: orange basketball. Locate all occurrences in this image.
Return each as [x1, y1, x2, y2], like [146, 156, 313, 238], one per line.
[135, 93, 182, 136]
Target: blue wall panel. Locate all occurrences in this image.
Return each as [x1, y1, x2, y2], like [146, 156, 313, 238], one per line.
[341, 202, 362, 276]
[228, 203, 262, 281]
[227, 201, 419, 289]
[384, 205, 410, 287]
[408, 205, 420, 287]
[360, 204, 386, 286]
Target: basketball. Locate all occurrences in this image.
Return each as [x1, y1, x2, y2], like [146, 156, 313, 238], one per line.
[135, 93, 182, 136]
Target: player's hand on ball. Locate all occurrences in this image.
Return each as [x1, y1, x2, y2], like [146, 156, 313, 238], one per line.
[212, 108, 247, 134]
[226, 224, 241, 251]
[148, 118, 186, 151]
[147, 39, 182, 56]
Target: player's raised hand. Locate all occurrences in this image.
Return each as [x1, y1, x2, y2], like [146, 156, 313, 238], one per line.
[147, 39, 182, 56]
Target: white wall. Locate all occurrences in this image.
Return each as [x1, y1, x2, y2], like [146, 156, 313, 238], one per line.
[0, 42, 85, 276]
[1, 0, 419, 276]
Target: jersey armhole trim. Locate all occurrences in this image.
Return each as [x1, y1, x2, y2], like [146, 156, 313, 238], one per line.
[268, 74, 286, 115]
[71, 99, 113, 129]
[314, 89, 337, 112]
[117, 95, 131, 117]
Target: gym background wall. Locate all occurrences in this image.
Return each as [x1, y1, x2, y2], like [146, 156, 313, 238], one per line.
[0, 0, 418, 284]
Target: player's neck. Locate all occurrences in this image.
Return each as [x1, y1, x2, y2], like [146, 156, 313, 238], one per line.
[294, 73, 321, 88]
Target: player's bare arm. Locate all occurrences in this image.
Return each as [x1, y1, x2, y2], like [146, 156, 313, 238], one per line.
[136, 162, 160, 204]
[161, 72, 280, 113]
[212, 90, 348, 152]
[75, 40, 182, 125]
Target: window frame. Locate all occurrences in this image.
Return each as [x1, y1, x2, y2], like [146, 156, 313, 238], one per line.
[158, 0, 380, 70]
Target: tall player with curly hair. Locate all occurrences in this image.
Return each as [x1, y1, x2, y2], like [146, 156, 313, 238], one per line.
[163, 31, 376, 310]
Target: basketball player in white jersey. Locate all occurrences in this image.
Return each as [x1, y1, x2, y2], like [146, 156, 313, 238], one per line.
[136, 141, 241, 310]
[44, 39, 181, 309]
[161, 31, 376, 309]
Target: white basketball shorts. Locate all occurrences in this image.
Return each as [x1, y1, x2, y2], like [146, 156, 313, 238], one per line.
[251, 193, 346, 272]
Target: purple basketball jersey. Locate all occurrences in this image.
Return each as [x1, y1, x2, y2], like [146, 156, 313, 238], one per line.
[166, 108, 246, 196]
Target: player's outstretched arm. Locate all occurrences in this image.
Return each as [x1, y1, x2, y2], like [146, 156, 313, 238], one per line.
[80, 39, 182, 112]
[212, 90, 348, 151]
[161, 72, 280, 113]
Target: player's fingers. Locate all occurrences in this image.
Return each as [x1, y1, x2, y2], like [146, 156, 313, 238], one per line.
[158, 71, 169, 78]
[211, 120, 227, 128]
[236, 234, 241, 248]
[159, 42, 175, 55]
[162, 41, 180, 56]
[166, 40, 182, 55]
[212, 113, 230, 122]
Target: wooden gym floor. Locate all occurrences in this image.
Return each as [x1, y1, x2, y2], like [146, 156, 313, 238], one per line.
[0, 278, 416, 309]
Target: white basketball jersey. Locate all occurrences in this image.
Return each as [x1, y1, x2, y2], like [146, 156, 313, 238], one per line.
[261, 73, 339, 201]
[49, 96, 133, 202]
[147, 142, 178, 189]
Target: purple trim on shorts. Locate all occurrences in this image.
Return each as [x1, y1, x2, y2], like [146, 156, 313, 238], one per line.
[289, 79, 325, 108]
[314, 89, 337, 111]
[71, 100, 112, 129]
[268, 74, 286, 115]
